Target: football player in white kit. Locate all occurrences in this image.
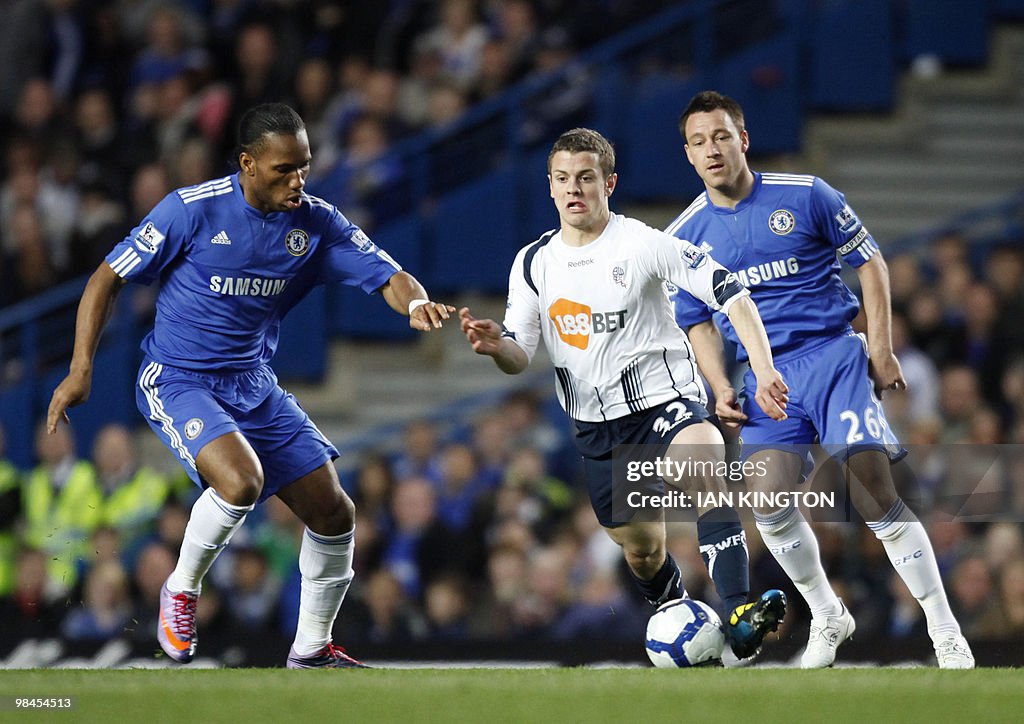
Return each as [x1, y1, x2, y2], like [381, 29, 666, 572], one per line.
[460, 128, 790, 659]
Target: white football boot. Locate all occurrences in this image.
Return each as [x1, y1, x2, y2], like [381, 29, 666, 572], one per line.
[934, 634, 975, 669]
[801, 600, 855, 668]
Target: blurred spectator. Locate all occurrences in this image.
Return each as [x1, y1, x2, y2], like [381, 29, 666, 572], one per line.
[512, 546, 573, 637]
[885, 571, 928, 640]
[976, 558, 1024, 638]
[352, 453, 396, 525]
[69, 181, 126, 277]
[392, 420, 443, 481]
[906, 289, 965, 367]
[1, 205, 57, 307]
[469, 542, 529, 638]
[948, 554, 997, 638]
[61, 559, 132, 641]
[1, 166, 77, 275]
[424, 572, 472, 640]
[986, 245, 1024, 357]
[129, 5, 209, 90]
[491, 0, 540, 82]
[380, 476, 439, 597]
[886, 312, 940, 433]
[424, 79, 468, 130]
[414, 0, 489, 92]
[886, 253, 923, 316]
[361, 568, 428, 643]
[21, 422, 101, 590]
[92, 423, 172, 548]
[937, 366, 982, 443]
[0, 426, 19, 595]
[128, 540, 176, 642]
[552, 570, 645, 640]
[961, 283, 1005, 397]
[224, 545, 280, 632]
[293, 57, 336, 154]
[0, 548, 66, 638]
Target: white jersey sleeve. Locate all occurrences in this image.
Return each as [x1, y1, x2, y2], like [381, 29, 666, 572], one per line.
[500, 237, 548, 363]
[643, 225, 749, 315]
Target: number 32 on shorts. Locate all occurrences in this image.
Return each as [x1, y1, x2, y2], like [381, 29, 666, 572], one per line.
[652, 401, 693, 437]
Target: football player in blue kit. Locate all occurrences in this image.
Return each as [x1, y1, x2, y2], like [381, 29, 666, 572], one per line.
[668, 91, 973, 668]
[47, 104, 455, 668]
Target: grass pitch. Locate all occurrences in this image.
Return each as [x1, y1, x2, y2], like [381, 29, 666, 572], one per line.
[1, 667, 1021, 723]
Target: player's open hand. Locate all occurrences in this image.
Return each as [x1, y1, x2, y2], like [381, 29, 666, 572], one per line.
[714, 386, 748, 431]
[753, 367, 789, 421]
[46, 371, 92, 434]
[410, 301, 457, 331]
[459, 307, 502, 356]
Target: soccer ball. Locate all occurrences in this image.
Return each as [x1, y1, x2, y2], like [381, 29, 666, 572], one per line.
[645, 598, 725, 668]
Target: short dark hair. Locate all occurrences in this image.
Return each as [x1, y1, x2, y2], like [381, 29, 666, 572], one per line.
[237, 103, 305, 156]
[678, 91, 746, 139]
[547, 127, 615, 178]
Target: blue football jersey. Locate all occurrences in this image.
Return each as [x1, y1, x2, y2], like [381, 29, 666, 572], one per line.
[105, 174, 401, 371]
[667, 172, 878, 363]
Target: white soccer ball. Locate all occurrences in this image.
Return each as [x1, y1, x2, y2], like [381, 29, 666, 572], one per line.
[645, 598, 725, 668]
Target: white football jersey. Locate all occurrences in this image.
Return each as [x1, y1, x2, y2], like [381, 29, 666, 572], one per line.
[502, 214, 748, 423]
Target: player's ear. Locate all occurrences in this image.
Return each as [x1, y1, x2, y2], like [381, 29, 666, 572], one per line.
[548, 173, 555, 199]
[239, 151, 256, 176]
[605, 172, 617, 197]
[740, 130, 750, 154]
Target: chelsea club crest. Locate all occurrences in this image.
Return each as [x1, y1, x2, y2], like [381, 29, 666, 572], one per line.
[768, 209, 795, 235]
[285, 229, 310, 256]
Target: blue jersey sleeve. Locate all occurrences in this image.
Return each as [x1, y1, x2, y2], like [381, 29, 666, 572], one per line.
[105, 193, 191, 285]
[811, 177, 881, 269]
[672, 286, 713, 330]
[317, 207, 402, 293]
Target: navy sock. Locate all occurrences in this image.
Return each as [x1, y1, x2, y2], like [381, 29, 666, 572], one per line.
[697, 506, 750, 614]
[629, 552, 685, 606]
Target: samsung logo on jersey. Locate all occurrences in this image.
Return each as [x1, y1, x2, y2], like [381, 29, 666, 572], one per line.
[209, 276, 289, 296]
[734, 257, 800, 287]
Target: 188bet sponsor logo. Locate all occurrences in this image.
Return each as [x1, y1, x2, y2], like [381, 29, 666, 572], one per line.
[547, 298, 627, 350]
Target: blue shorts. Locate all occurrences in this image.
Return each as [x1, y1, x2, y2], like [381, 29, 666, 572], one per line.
[574, 397, 711, 528]
[135, 358, 338, 503]
[738, 333, 903, 463]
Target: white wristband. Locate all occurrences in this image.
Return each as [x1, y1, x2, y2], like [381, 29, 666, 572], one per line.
[408, 298, 430, 315]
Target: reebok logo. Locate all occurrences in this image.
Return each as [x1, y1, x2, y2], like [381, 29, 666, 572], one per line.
[211, 230, 231, 245]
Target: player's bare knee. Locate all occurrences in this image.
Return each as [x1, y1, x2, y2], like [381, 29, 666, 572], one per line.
[316, 493, 355, 535]
[624, 545, 665, 579]
[214, 468, 264, 506]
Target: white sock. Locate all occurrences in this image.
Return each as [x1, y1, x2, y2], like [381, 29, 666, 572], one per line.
[869, 499, 961, 640]
[167, 488, 253, 594]
[292, 527, 355, 656]
[755, 506, 841, 619]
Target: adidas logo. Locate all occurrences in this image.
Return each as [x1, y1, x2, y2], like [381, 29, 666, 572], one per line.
[211, 230, 231, 245]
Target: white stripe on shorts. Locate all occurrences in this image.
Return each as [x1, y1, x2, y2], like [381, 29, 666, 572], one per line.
[140, 361, 197, 470]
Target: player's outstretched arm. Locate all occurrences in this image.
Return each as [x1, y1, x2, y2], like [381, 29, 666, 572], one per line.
[687, 319, 747, 430]
[855, 254, 906, 396]
[458, 307, 529, 375]
[46, 263, 126, 433]
[379, 271, 456, 332]
[724, 296, 789, 421]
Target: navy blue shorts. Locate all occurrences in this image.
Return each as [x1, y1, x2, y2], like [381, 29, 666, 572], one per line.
[574, 397, 711, 528]
[135, 358, 338, 503]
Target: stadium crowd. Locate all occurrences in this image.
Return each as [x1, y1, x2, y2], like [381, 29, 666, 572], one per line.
[1, 0, 1023, 659]
[0, 0, 680, 307]
[1, 237, 1024, 651]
